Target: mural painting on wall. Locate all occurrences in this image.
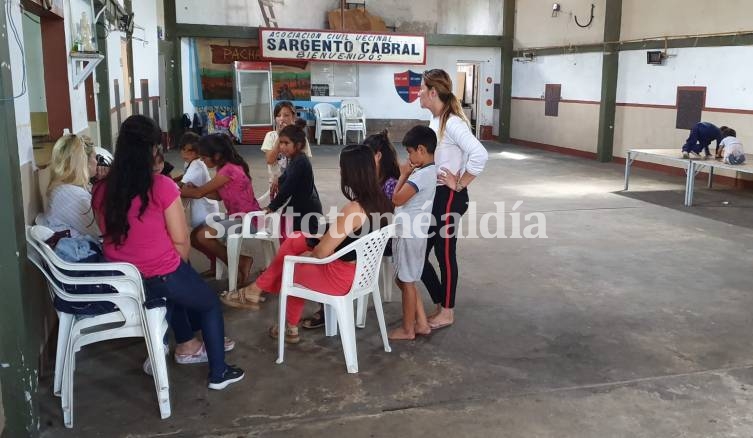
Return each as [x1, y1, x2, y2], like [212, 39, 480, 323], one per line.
[272, 64, 311, 101]
[394, 70, 422, 103]
[192, 38, 261, 104]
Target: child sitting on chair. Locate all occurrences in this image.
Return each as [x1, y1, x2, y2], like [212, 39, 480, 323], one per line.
[175, 132, 220, 277]
[717, 128, 746, 165]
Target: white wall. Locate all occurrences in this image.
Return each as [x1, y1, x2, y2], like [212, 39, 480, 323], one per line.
[132, 0, 160, 97]
[512, 52, 603, 101]
[510, 53, 602, 153]
[106, 29, 125, 109]
[617, 46, 753, 110]
[621, 0, 753, 41]
[614, 46, 753, 160]
[175, 0, 502, 35]
[180, 38, 195, 116]
[8, 0, 33, 165]
[514, 0, 606, 49]
[438, 0, 502, 35]
[176, 0, 337, 27]
[21, 14, 46, 113]
[321, 46, 500, 124]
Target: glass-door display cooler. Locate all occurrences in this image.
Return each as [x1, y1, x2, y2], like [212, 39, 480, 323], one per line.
[233, 61, 273, 144]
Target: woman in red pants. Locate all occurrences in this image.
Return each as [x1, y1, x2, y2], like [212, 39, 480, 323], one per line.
[231, 144, 394, 343]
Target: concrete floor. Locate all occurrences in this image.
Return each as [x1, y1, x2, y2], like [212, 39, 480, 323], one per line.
[38, 142, 753, 437]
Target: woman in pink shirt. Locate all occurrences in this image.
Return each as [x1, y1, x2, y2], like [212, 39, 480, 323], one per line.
[92, 115, 244, 390]
[181, 134, 261, 288]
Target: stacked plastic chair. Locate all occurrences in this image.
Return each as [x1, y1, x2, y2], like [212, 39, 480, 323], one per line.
[313, 103, 342, 144]
[26, 225, 170, 428]
[339, 99, 367, 144]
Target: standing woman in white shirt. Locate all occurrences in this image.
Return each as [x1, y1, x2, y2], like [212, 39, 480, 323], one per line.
[418, 68, 489, 329]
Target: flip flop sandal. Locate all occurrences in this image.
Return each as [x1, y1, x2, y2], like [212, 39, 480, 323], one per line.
[268, 324, 301, 344]
[220, 290, 260, 310]
[301, 310, 325, 330]
[428, 321, 453, 330]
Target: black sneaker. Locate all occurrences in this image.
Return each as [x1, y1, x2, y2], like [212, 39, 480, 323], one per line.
[208, 365, 245, 390]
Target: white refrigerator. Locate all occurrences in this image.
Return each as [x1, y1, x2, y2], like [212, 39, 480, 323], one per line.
[234, 61, 273, 144]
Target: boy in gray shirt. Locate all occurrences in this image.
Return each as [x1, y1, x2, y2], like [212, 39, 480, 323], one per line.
[389, 125, 437, 340]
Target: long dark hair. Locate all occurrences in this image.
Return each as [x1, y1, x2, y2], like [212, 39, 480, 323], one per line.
[339, 144, 393, 220]
[198, 133, 251, 180]
[363, 130, 400, 187]
[100, 115, 162, 246]
[279, 124, 307, 156]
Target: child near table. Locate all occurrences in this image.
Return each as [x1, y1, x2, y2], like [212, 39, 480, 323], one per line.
[717, 128, 746, 165]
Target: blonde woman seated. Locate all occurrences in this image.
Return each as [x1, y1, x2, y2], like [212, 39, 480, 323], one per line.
[42, 134, 109, 238]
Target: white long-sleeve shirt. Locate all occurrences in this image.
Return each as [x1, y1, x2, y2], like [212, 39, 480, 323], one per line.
[429, 115, 488, 182]
[44, 184, 100, 238]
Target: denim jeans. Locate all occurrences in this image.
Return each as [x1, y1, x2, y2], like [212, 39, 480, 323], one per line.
[143, 261, 227, 379]
[728, 154, 746, 165]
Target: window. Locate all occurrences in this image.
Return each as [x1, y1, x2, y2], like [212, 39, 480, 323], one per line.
[310, 63, 358, 97]
[544, 84, 561, 117]
[676, 87, 706, 130]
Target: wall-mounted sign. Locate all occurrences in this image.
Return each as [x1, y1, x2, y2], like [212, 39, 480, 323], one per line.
[210, 44, 262, 64]
[311, 84, 330, 96]
[394, 70, 422, 103]
[260, 28, 426, 65]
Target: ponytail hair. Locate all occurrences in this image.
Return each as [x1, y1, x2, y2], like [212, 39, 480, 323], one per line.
[422, 68, 470, 141]
[198, 133, 251, 180]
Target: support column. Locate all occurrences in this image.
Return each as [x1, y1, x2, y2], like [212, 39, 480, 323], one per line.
[596, 0, 622, 162]
[0, 5, 40, 437]
[124, 0, 136, 116]
[163, 0, 184, 143]
[498, 0, 515, 142]
[94, 0, 113, 149]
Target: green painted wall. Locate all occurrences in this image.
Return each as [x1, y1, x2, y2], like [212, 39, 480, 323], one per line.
[1, 382, 5, 436]
[0, 3, 41, 437]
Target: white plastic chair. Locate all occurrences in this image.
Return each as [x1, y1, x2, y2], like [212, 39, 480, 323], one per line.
[26, 226, 170, 428]
[339, 99, 367, 144]
[215, 190, 277, 289]
[313, 103, 342, 144]
[224, 210, 281, 293]
[355, 255, 394, 328]
[276, 224, 397, 373]
[216, 191, 282, 293]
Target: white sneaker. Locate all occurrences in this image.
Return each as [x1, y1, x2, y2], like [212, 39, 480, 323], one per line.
[143, 343, 170, 376]
[682, 151, 689, 159]
[174, 337, 236, 364]
[143, 337, 236, 375]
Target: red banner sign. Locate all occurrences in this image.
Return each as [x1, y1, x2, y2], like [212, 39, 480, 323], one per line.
[210, 45, 262, 64]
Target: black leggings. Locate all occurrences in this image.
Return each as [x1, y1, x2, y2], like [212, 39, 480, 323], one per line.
[421, 185, 469, 309]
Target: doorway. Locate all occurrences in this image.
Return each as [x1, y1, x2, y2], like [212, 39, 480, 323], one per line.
[456, 61, 481, 138]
